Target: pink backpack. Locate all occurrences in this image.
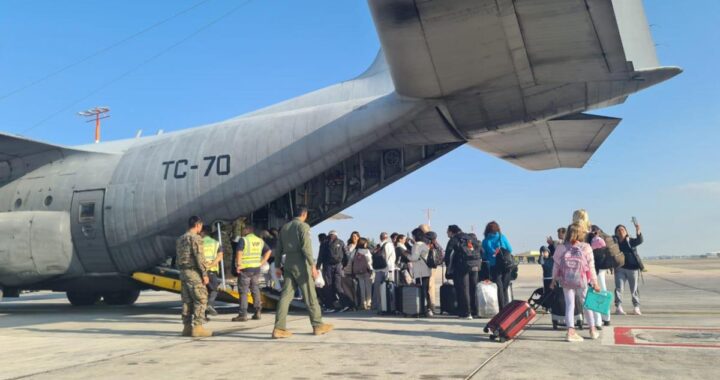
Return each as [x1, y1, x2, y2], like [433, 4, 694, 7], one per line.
[560, 244, 590, 289]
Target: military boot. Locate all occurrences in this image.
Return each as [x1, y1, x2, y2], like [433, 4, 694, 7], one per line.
[181, 324, 192, 337]
[312, 323, 334, 336]
[271, 328, 293, 339]
[191, 325, 213, 338]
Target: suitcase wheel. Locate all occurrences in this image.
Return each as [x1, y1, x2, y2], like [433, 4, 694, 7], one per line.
[576, 320, 583, 330]
[483, 327, 489, 333]
[552, 320, 558, 330]
[489, 334, 497, 341]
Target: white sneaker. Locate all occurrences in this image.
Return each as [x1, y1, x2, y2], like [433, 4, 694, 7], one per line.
[590, 330, 600, 340]
[634, 307, 642, 315]
[615, 305, 626, 315]
[567, 333, 584, 342]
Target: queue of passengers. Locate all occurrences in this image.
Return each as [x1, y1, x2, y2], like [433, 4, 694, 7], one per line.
[311, 222, 516, 320]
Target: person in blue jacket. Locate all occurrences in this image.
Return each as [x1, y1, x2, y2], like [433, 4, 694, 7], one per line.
[482, 221, 513, 309]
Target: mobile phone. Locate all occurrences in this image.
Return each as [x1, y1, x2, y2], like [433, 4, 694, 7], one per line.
[631, 216, 638, 225]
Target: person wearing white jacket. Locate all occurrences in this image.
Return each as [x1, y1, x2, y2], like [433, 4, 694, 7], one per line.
[351, 238, 373, 310]
[372, 232, 396, 312]
[409, 228, 433, 317]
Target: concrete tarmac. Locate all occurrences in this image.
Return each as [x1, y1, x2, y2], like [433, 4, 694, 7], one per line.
[1, 259, 719, 380]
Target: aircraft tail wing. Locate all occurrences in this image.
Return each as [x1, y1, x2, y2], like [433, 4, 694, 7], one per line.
[468, 113, 621, 170]
[368, 0, 663, 98]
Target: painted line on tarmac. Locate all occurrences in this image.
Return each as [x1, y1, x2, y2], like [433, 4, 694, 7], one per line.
[464, 313, 542, 379]
[613, 326, 720, 349]
[645, 273, 720, 295]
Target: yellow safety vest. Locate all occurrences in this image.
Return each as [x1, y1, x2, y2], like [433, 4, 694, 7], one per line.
[203, 236, 219, 273]
[240, 234, 264, 270]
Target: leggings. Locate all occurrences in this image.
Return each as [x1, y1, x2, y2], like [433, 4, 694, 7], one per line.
[563, 287, 595, 330]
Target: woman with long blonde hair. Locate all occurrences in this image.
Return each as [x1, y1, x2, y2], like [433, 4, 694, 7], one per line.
[551, 222, 601, 342]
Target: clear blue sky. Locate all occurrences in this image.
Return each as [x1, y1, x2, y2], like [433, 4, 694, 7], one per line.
[1, 1, 718, 256]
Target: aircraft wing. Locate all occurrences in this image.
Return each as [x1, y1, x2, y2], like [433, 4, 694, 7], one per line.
[368, 0, 660, 98]
[468, 113, 621, 170]
[0, 133, 89, 183]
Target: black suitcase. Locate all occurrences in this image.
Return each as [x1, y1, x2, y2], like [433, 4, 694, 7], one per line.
[440, 266, 457, 315]
[548, 286, 583, 330]
[399, 284, 425, 317]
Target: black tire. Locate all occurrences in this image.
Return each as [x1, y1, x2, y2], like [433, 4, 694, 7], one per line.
[67, 291, 101, 306]
[103, 290, 141, 306]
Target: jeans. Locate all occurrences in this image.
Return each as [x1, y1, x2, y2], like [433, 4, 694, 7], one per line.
[206, 271, 221, 307]
[238, 270, 261, 316]
[563, 287, 595, 330]
[615, 267, 641, 307]
[593, 269, 611, 324]
[490, 266, 512, 310]
[356, 273, 372, 309]
[453, 270, 479, 317]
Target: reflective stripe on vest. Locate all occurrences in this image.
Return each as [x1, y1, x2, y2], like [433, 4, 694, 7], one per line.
[203, 236, 219, 273]
[240, 234, 264, 269]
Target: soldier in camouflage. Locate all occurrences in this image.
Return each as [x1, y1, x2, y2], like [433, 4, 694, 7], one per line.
[176, 216, 212, 338]
[272, 207, 334, 339]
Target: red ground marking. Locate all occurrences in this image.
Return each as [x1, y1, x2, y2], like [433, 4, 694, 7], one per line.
[614, 327, 720, 349]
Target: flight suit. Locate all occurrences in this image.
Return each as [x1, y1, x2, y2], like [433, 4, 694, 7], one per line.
[274, 218, 323, 330]
[176, 231, 208, 326]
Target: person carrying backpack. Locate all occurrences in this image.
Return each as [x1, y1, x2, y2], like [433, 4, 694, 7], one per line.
[481, 221, 514, 310]
[551, 222, 601, 342]
[409, 228, 434, 317]
[445, 225, 481, 319]
[351, 238, 373, 310]
[316, 231, 351, 312]
[372, 232, 396, 312]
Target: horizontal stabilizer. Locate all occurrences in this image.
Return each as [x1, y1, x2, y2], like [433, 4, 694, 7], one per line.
[468, 113, 621, 170]
[0, 132, 80, 161]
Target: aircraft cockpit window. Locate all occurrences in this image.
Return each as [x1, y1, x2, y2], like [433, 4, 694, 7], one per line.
[79, 202, 96, 222]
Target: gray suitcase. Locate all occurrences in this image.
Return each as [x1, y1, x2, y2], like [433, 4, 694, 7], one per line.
[399, 284, 425, 317]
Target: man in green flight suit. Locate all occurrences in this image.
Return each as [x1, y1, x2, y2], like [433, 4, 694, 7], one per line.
[272, 207, 333, 339]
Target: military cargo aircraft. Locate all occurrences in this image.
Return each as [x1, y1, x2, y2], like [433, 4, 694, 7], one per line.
[0, 0, 679, 305]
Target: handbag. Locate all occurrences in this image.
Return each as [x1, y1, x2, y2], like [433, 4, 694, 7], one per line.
[495, 234, 517, 273]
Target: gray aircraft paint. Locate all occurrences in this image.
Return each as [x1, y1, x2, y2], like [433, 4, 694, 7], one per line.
[0, 0, 680, 295]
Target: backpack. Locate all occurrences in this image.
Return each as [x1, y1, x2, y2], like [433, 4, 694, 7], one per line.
[560, 244, 590, 289]
[328, 239, 346, 265]
[351, 250, 371, 275]
[456, 234, 481, 264]
[426, 243, 444, 269]
[593, 233, 625, 269]
[493, 234, 516, 273]
[372, 243, 389, 270]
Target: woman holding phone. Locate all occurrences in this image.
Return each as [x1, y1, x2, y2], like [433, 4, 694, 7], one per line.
[614, 219, 644, 315]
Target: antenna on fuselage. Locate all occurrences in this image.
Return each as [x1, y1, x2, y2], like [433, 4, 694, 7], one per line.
[135, 129, 143, 138]
[77, 106, 110, 143]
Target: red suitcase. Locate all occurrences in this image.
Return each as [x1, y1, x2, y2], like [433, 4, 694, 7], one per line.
[483, 300, 536, 342]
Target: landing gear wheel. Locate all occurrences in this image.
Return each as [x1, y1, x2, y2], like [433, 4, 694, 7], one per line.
[67, 291, 101, 306]
[103, 290, 141, 305]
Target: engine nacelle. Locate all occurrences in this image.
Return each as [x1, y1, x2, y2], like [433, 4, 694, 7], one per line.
[0, 211, 74, 287]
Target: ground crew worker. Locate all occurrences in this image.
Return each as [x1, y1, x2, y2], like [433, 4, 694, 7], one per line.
[176, 216, 212, 338]
[272, 207, 333, 339]
[200, 226, 223, 317]
[232, 225, 272, 322]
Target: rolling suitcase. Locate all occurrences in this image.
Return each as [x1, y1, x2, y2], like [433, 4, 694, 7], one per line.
[484, 300, 536, 342]
[440, 265, 457, 315]
[399, 284, 425, 317]
[380, 277, 397, 314]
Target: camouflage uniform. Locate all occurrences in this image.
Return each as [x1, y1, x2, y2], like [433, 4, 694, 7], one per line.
[176, 231, 208, 326]
[274, 218, 324, 330]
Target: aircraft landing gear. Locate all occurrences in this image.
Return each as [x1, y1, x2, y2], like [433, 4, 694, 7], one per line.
[66, 291, 101, 306]
[102, 290, 140, 306]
